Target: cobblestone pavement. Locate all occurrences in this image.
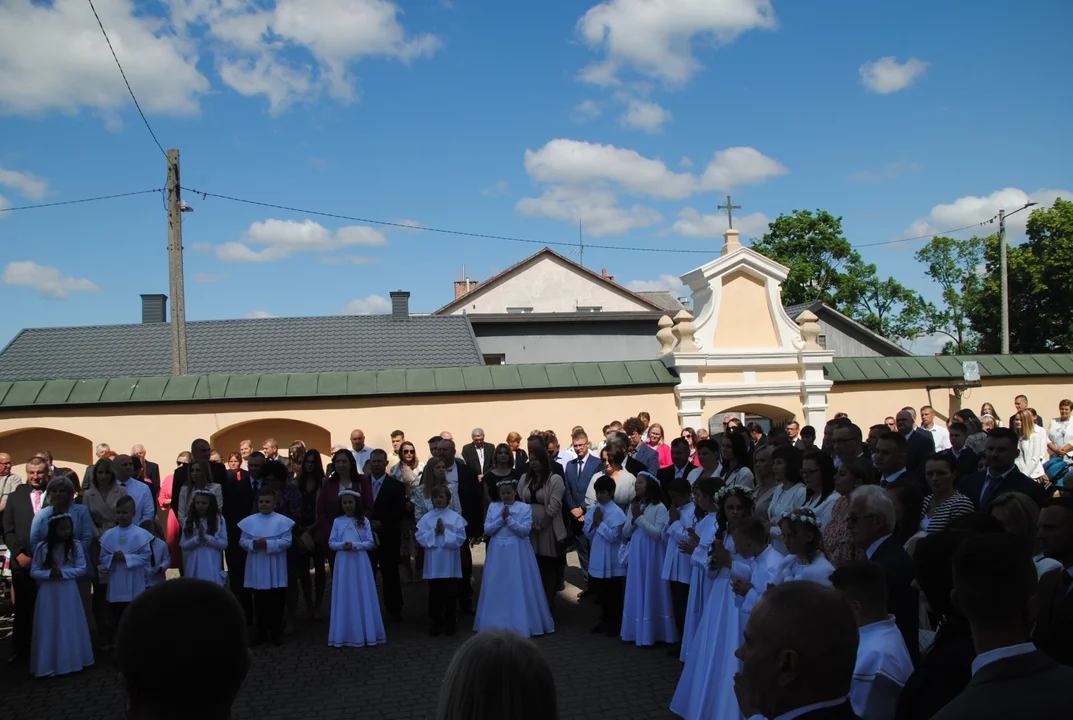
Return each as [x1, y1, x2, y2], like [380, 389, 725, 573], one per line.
[1, 548, 685, 720]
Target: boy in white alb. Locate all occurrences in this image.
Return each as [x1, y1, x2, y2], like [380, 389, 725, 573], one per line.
[830, 560, 914, 720]
[239, 487, 294, 647]
[583, 474, 627, 636]
[661, 477, 695, 656]
[730, 516, 784, 616]
[415, 485, 468, 636]
[99, 495, 154, 627]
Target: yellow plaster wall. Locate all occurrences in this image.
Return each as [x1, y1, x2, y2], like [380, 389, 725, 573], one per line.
[756, 370, 801, 382]
[698, 370, 744, 384]
[0, 387, 680, 476]
[711, 271, 780, 349]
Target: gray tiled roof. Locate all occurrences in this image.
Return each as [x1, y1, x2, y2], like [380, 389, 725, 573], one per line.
[0, 315, 482, 381]
[634, 291, 685, 313]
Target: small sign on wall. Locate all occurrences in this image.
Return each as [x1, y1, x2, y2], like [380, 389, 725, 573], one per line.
[962, 361, 980, 383]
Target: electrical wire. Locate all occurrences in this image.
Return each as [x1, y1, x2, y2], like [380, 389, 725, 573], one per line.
[854, 220, 995, 248]
[0, 188, 164, 212]
[86, 0, 167, 158]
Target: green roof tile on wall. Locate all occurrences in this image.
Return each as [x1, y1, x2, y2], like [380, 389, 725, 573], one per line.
[517, 364, 552, 388]
[0, 381, 13, 405]
[4, 381, 44, 405]
[223, 375, 258, 398]
[545, 364, 581, 388]
[129, 377, 169, 402]
[375, 370, 406, 395]
[285, 374, 318, 397]
[432, 367, 466, 393]
[205, 375, 231, 398]
[405, 369, 437, 394]
[488, 364, 522, 390]
[317, 373, 347, 397]
[460, 366, 495, 391]
[67, 378, 108, 404]
[596, 362, 633, 386]
[35, 379, 75, 405]
[162, 376, 199, 401]
[254, 374, 288, 398]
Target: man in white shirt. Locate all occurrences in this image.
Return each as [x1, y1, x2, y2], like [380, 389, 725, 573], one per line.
[920, 405, 952, 452]
[933, 533, 1073, 720]
[112, 454, 156, 531]
[831, 561, 913, 720]
[733, 581, 860, 720]
[350, 429, 373, 474]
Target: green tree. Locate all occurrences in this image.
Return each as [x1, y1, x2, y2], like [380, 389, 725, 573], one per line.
[965, 198, 1073, 353]
[841, 259, 931, 343]
[751, 209, 861, 307]
[914, 235, 984, 354]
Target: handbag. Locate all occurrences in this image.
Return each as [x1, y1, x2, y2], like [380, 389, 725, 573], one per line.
[297, 531, 315, 554]
[1044, 456, 1071, 482]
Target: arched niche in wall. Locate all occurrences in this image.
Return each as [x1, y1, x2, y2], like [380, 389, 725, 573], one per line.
[211, 419, 332, 460]
[0, 427, 94, 478]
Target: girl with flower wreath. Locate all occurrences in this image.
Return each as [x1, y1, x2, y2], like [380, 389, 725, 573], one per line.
[772, 508, 836, 586]
[670, 484, 754, 719]
[676, 477, 723, 662]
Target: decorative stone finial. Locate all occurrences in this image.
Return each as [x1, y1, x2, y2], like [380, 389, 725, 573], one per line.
[796, 309, 823, 350]
[656, 315, 675, 355]
[721, 228, 742, 256]
[672, 309, 699, 352]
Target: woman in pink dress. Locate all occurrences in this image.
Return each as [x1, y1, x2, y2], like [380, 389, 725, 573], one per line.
[158, 451, 191, 572]
[647, 423, 673, 468]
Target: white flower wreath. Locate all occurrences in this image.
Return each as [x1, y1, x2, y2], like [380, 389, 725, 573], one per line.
[780, 510, 819, 527]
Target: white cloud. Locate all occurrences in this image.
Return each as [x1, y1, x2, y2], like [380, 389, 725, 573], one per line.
[848, 161, 920, 183]
[192, 272, 229, 283]
[679, 156, 693, 169]
[626, 273, 685, 294]
[571, 98, 602, 122]
[524, 138, 695, 200]
[671, 207, 771, 239]
[616, 94, 671, 133]
[319, 255, 381, 265]
[518, 139, 785, 235]
[0, 166, 49, 199]
[698, 147, 788, 191]
[481, 180, 510, 198]
[577, 0, 776, 87]
[342, 294, 391, 315]
[0, 0, 210, 117]
[516, 185, 663, 237]
[215, 218, 389, 263]
[0, 0, 438, 120]
[859, 56, 929, 94]
[902, 187, 1073, 239]
[244, 310, 277, 319]
[2, 260, 99, 299]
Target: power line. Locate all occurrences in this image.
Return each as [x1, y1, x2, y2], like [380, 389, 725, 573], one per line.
[854, 220, 995, 248]
[180, 186, 717, 255]
[86, 0, 167, 158]
[0, 188, 164, 212]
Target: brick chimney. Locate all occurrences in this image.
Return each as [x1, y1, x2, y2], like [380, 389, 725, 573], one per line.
[454, 278, 480, 299]
[601, 268, 615, 283]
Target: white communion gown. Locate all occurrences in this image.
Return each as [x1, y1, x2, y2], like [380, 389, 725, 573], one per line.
[671, 543, 783, 720]
[30, 542, 94, 678]
[474, 501, 554, 638]
[679, 513, 718, 662]
[327, 516, 386, 648]
[180, 516, 228, 586]
[772, 551, 837, 587]
[621, 503, 678, 646]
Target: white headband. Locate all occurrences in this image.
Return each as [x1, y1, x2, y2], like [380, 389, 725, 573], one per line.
[496, 480, 517, 488]
[48, 512, 72, 524]
[339, 488, 362, 499]
[780, 510, 819, 527]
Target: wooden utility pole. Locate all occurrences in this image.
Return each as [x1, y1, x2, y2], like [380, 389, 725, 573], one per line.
[166, 149, 189, 375]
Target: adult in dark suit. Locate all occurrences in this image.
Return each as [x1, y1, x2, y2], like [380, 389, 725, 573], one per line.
[460, 429, 494, 480]
[1033, 497, 1073, 666]
[944, 422, 979, 478]
[563, 431, 605, 578]
[171, 438, 229, 524]
[656, 438, 697, 487]
[2, 457, 49, 663]
[223, 452, 258, 625]
[365, 449, 405, 619]
[132, 444, 161, 501]
[733, 581, 862, 720]
[896, 410, 935, 480]
[933, 532, 1073, 720]
[438, 439, 484, 614]
[849, 485, 919, 666]
[959, 428, 1050, 509]
[872, 432, 919, 490]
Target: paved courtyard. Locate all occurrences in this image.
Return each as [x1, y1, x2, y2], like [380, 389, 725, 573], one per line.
[0, 547, 685, 720]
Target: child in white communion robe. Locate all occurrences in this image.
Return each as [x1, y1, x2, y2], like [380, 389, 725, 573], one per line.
[661, 477, 696, 657]
[620, 471, 677, 647]
[99, 495, 154, 628]
[327, 489, 385, 649]
[474, 479, 554, 638]
[583, 474, 627, 637]
[179, 490, 228, 586]
[30, 514, 94, 678]
[239, 488, 294, 647]
[415, 485, 468, 637]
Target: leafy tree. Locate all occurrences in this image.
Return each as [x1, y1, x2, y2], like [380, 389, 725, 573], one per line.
[964, 198, 1073, 353]
[914, 236, 984, 354]
[841, 259, 931, 343]
[751, 210, 861, 307]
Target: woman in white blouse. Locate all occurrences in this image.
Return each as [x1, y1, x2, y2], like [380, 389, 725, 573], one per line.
[799, 451, 838, 529]
[1047, 399, 1073, 460]
[1014, 409, 1048, 480]
[767, 446, 806, 555]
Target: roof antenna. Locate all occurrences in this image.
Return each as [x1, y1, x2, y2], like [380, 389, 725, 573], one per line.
[578, 219, 584, 268]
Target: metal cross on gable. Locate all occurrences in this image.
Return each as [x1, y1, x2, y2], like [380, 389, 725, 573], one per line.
[718, 195, 742, 229]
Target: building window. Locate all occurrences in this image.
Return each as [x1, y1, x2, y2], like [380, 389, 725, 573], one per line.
[506, 307, 533, 314]
[483, 354, 506, 365]
[575, 306, 602, 312]
[818, 334, 827, 349]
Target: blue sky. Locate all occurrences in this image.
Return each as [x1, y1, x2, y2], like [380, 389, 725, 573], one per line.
[2, 0, 1071, 353]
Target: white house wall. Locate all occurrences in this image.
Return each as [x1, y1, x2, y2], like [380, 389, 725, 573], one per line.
[448, 255, 654, 314]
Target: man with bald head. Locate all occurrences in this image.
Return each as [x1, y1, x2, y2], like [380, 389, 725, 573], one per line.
[131, 444, 161, 501]
[0, 452, 23, 515]
[349, 429, 373, 473]
[734, 581, 862, 720]
[895, 409, 935, 480]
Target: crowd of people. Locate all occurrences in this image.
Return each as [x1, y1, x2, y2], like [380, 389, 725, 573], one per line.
[1, 395, 1072, 720]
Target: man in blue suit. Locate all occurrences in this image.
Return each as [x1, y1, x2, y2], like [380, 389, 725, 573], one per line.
[625, 416, 660, 476]
[959, 427, 1050, 510]
[563, 430, 605, 580]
